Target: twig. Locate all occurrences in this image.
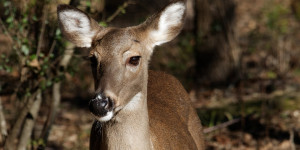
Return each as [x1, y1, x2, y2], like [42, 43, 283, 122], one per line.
[0, 97, 8, 142]
[203, 118, 240, 134]
[290, 129, 296, 150]
[0, 13, 23, 62]
[106, 1, 135, 23]
[47, 40, 56, 58]
[0, 19, 13, 41]
[40, 44, 75, 145]
[59, 45, 75, 67]
[4, 90, 39, 150]
[17, 91, 42, 150]
[40, 83, 60, 144]
[36, 9, 48, 58]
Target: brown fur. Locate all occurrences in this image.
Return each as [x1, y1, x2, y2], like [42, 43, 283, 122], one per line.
[89, 71, 205, 150]
[57, 1, 205, 150]
[148, 71, 204, 150]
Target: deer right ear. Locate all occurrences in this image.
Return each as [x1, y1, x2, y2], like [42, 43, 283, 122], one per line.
[57, 5, 100, 48]
[137, 2, 186, 49]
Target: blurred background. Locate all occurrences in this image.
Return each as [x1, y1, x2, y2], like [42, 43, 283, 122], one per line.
[1, 0, 300, 149]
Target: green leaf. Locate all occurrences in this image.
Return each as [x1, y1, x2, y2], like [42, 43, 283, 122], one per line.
[4, 10, 9, 15]
[4, 65, 12, 72]
[37, 138, 45, 146]
[22, 17, 28, 24]
[46, 80, 52, 87]
[39, 53, 45, 58]
[6, 15, 13, 23]
[30, 54, 37, 60]
[42, 64, 48, 70]
[55, 29, 61, 36]
[99, 21, 108, 27]
[19, 26, 24, 32]
[86, 1, 91, 7]
[55, 29, 62, 40]
[32, 16, 38, 21]
[40, 80, 46, 90]
[267, 71, 277, 79]
[49, 53, 54, 58]
[120, 8, 126, 14]
[25, 92, 31, 97]
[4, 1, 10, 7]
[21, 45, 29, 56]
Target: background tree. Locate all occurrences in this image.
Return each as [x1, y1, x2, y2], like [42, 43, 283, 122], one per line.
[194, 0, 240, 87]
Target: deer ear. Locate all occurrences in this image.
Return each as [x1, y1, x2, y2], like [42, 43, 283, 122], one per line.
[57, 5, 100, 48]
[140, 2, 186, 47]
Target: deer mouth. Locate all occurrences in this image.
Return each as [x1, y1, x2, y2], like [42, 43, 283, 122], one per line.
[95, 111, 114, 122]
[89, 94, 115, 122]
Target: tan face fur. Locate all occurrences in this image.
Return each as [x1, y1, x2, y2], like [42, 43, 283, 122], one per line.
[57, 2, 186, 122]
[90, 28, 148, 111]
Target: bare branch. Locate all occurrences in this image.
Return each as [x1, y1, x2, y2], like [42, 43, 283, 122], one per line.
[17, 91, 42, 150]
[36, 9, 48, 58]
[106, 1, 135, 23]
[290, 129, 296, 150]
[0, 97, 8, 142]
[0, 19, 13, 41]
[203, 118, 240, 134]
[47, 40, 56, 58]
[4, 91, 39, 150]
[40, 83, 60, 144]
[40, 44, 75, 145]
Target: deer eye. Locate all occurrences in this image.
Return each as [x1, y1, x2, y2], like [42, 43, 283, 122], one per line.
[128, 56, 141, 66]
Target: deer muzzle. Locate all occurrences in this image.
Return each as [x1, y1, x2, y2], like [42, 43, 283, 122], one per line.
[89, 94, 114, 118]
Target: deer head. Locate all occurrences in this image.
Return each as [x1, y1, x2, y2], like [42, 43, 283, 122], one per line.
[57, 1, 186, 122]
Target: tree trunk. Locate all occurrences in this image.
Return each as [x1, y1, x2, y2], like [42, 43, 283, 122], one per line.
[17, 91, 42, 150]
[0, 97, 7, 144]
[194, 0, 240, 86]
[4, 91, 40, 150]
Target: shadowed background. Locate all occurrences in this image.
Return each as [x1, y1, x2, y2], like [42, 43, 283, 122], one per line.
[1, 0, 300, 149]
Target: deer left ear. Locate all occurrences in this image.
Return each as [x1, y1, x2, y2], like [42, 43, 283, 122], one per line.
[140, 2, 186, 48]
[57, 5, 101, 48]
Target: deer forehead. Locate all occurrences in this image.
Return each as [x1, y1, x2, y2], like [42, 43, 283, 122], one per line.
[92, 29, 142, 57]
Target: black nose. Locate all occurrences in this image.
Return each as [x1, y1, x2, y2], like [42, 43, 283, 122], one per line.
[100, 98, 108, 108]
[89, 94, 114, 116]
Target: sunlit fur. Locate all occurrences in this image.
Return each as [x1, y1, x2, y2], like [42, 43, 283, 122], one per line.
[57, 2, 204, 150]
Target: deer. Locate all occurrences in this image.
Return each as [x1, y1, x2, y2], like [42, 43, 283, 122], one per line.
[57, 1, 205, 149]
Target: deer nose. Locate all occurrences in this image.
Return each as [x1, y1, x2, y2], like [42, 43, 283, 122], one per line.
[89, 94, 114, 116]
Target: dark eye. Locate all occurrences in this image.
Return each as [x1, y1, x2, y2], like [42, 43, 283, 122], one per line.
[128, 56, 141, 66]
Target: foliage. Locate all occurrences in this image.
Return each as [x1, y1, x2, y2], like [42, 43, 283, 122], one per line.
[264, 3, 290, 34]
[0, 0, 137, 149]
[0, 0, 68, 149]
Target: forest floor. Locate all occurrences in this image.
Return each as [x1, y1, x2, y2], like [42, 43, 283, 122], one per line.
[3, 77, 300, 150]
[42, 77, 300, 150]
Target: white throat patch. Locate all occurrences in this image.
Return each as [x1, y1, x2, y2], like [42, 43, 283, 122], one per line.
[96, 111, 114, 122]
[123, 92, 143, 111]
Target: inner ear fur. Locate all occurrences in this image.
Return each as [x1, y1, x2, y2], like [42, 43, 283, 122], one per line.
[134, 1, 186, 48]
[57, 5, 102, 47]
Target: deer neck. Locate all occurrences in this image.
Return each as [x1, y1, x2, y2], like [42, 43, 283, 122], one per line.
[102, 87, 152, 150]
